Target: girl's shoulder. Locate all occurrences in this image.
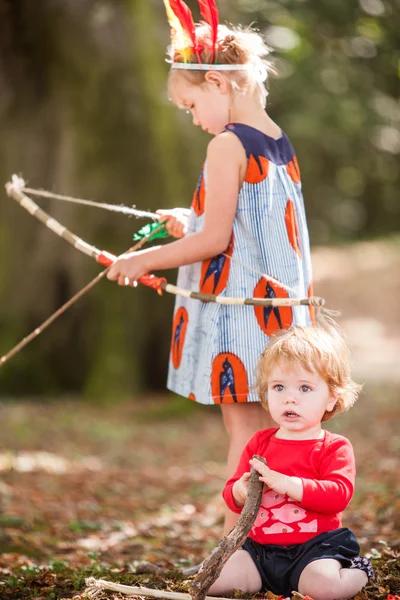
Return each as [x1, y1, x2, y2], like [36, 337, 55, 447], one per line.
[206, 128, 247, 159]
[205, 130, 248, 176]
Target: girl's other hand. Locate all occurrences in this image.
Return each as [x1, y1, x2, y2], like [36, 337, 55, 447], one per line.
[156, 208, 190, 238]
[232, 472, 250, 507]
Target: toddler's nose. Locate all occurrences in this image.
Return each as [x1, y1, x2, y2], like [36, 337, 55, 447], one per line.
[284, 394, 297, 404]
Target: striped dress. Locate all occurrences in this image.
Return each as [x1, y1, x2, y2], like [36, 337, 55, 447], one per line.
[167, 123, 314, 405]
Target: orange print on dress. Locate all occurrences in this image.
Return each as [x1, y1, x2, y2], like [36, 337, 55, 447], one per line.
[200, 234, 234, 295]
[211, 352, 248, 403]
[286, 155, 301, 184]
[285, 199, 302, 258]
[245, 154, 269, 184]
[191, 169, 205, 216]
[170, 307, 189, 369]
[188, 393, 196, 402]
[253, 278, 293, 336]
[308, 283, 316, 325]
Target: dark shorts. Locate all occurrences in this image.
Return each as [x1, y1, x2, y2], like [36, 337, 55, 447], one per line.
[243, 527, 373, 597]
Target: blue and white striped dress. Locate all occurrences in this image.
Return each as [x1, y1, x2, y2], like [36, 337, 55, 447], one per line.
[167, 123, 314, 405]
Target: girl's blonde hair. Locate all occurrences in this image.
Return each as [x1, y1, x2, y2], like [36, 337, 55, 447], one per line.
[256, 323, 362, 421]
[167, 24, 276, 107]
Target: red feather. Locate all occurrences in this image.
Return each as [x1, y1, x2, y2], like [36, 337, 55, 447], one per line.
[198, 0, 219, 62]
[169, 0, 198, 54]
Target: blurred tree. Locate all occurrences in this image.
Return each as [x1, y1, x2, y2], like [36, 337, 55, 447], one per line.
[235, 0, 400, 240]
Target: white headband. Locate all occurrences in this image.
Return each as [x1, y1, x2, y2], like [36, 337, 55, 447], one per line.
[170, 61, 268, 83]
[171, 62, 251, 71]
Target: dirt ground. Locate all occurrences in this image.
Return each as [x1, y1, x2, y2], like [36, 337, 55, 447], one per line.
[312, 237, 400, 381]
[0, 238, 399, 599]
[0, 387, 399, 599]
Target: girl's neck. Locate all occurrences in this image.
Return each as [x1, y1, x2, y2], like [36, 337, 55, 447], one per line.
[228, 98, 281, 139]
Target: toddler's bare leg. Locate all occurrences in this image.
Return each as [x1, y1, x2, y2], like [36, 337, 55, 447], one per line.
[298, 558, 368, 600]
[220, 403, 274, 534]
[207, 550, 262, 596]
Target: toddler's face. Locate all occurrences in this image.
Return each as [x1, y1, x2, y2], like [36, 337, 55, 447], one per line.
[267, 360, 337, 437]
[169, 75, 231, 136]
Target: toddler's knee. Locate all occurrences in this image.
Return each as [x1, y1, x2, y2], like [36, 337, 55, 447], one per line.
[299, 567, 368, 600]
[208, 550, 261, 595]
[299, 574, 340, 600]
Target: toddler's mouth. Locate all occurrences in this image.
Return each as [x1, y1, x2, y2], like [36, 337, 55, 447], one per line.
[283, 411, 300, 418]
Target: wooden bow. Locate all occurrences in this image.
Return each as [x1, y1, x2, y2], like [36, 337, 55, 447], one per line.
[5, 176, 324, 308]
[1, 176, 324, 366]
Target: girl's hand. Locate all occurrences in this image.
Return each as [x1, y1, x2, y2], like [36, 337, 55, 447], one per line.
[249, 458, 290, 496]
[156, 208, 190, 238]
[106, 251, 150, 287]
[232, 472, 250, 507]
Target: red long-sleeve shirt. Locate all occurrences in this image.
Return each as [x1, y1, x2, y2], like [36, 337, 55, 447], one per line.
[223, 428, 355, 546]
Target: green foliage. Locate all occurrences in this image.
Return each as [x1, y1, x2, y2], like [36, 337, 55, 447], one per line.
[68, 520, 103, 534]
[237, 0, 400, 242]
[0, 515, 25, 527]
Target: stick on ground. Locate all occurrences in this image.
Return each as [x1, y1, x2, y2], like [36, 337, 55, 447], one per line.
[85, 454, 266, 600]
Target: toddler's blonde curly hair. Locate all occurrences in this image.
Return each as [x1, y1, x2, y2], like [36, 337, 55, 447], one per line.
[256, 322, 361, 422]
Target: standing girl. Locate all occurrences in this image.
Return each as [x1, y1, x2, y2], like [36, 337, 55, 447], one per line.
[107, 1, 314, 532]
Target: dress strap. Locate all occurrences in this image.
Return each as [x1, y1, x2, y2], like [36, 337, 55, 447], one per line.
[224, 123, 295, 165]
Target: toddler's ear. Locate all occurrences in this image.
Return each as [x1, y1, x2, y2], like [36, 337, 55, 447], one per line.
[326, 394, 338, 412]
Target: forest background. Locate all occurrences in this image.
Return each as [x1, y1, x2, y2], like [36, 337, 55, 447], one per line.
[0, 0, 399, 397]
[0, 1, 399, 599]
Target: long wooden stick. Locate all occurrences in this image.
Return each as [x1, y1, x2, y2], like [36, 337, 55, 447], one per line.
[0, 223, 165, 368]
[190, 455, 266, 600]
[0, 268, 109, 367]
[84, 578, 241, 600]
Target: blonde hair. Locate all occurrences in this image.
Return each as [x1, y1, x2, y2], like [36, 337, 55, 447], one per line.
[256, 323, 362, 422]
[167, 24, 276, 107]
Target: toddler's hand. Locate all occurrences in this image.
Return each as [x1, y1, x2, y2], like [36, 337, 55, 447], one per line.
[249, 457, 289, 496]
[106, 251, 150, 287]
[232, 472, 250, 507]
[156, 208, 189, 238]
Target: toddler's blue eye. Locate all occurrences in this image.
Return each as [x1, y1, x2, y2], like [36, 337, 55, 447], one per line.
[300, 385, 311, 392]
[274, 384, 284, 392]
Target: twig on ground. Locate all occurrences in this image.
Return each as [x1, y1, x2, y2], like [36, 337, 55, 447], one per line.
[85, 578, 249, 599]
[85, 455, 265, 600]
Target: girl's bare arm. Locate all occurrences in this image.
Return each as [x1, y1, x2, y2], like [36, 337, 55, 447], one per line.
[107, 132, 247, 283]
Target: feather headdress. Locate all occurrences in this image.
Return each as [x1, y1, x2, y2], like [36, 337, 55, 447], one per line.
[163, 0, 199, 62]
[198, 0, 219, 63]
[164, 0, 220, 64]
